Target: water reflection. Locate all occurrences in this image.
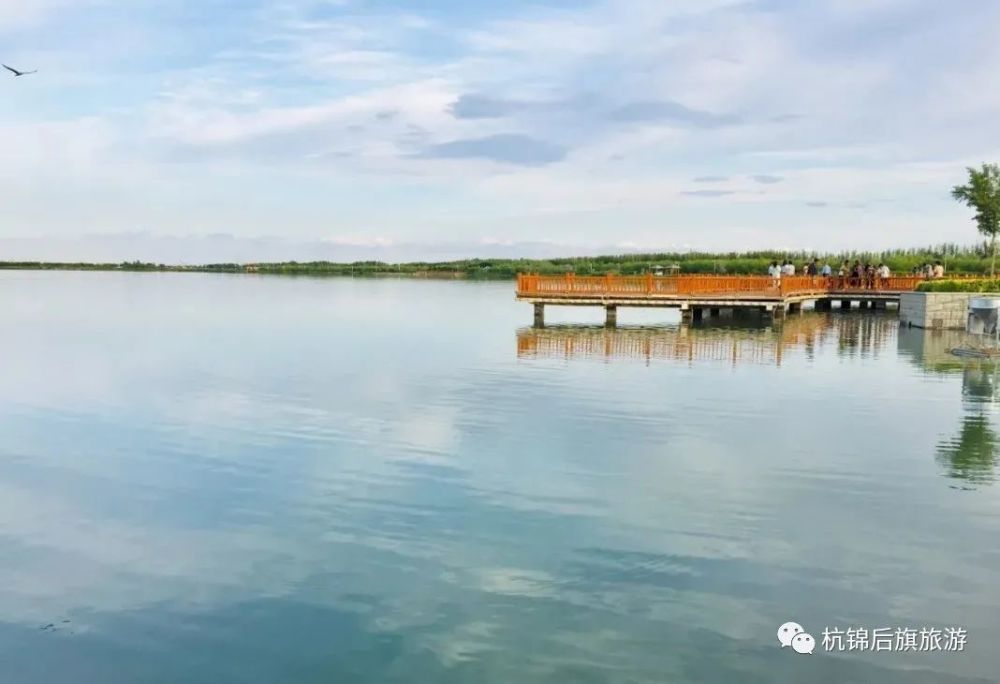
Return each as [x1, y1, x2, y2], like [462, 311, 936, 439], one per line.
[936, 364, 1000, 488]
[833, 313, 898, 359]
[4, 274, 1000, 683]
[898, 327, 1000, 487]
[896, 327, 969, 374]
[517, 313, 897, 366]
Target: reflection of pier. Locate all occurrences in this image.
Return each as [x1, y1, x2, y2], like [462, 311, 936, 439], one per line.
[517, 314, 896, 366]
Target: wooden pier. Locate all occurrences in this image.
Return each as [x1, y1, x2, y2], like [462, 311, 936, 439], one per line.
[516, 273, 927, 325]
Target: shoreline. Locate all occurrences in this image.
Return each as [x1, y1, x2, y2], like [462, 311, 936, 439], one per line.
[0, 247, 989, 279]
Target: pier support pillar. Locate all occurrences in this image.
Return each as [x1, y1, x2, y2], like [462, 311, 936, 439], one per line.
[692, 307, 704, 323]
[763, 305, 784, 324]
[681, 307, 693, 324]
[709, 307, 720, 317]
[533, 303, 545, 328]
[873, 300, 887, 310]
[788, 302, 802, 314]
[605, 305, 617, 327]
[859, 300, 870, 310]
[840, 300, 852, 310]
[816, 299, 832, 311]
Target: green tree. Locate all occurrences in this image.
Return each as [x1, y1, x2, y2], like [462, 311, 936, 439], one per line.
[952, 163, 1000, 276]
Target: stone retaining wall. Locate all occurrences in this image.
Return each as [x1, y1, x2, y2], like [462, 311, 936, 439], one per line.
[899, 292, 1000, 330]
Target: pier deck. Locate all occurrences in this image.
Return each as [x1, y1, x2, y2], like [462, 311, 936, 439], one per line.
[516, 273, 928, 325]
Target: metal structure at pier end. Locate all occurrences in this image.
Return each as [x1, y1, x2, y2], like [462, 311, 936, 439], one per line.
[516, 273, 929, 325]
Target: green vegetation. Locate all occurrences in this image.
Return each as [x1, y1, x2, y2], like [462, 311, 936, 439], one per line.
[916, 279, 1000, 293]
[0, 261, 173, 271]
[952, 163, 1000, 276]
[0, 243, 997, 279]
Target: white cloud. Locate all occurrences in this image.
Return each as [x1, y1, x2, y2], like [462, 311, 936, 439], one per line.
[0, 0, 85, 30]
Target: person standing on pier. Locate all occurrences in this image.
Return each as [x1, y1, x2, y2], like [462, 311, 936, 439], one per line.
[933, 261, 945, 278]
[852, 260, 863, 287]
[768, 261, 782, 288]
[821, 261, 832, 276]
[865, 263, 876, 288]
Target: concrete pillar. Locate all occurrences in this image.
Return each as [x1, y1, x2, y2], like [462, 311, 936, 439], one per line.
[605, 304, 617, 327]
[533, 303, 545, 327]
[788, 302, 802, 314]
[873, 300, 887, 310]
[817, 299, 832, 311]
[761, 305, 784, 323]
[692, 307, 704, 322]
[680, 307, 693, 324]
[840, 300, 852, 310]
[710, 307, 720, 317]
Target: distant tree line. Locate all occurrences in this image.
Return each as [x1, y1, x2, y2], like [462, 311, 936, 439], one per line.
[0, 243, 997, 279]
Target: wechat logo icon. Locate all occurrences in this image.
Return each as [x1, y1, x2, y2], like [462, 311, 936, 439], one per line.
[778, 621, 815, 655]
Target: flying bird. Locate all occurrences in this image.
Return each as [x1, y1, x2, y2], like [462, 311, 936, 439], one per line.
[3, 64, 37, 77]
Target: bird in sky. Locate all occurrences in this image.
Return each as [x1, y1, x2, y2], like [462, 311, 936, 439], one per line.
[3, 64, 37, 77]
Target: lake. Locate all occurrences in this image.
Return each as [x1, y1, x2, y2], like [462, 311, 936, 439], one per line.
[1, 271, 998, 683]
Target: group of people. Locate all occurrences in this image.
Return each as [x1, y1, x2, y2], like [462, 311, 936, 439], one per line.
[768, 259, 833, 277]
[767, 258, 945, 288]
[912, 262, 946, 278]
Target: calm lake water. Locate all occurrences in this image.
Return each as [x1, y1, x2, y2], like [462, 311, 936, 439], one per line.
[1, 271, 999, 683]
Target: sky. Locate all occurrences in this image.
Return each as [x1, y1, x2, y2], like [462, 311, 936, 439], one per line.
[1, 0, 999, 262]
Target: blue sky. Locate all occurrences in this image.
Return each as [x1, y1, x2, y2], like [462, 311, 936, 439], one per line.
[1, 0, 999, 261]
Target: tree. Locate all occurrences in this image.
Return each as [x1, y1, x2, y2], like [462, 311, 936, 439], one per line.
[952, 163, 1000, 276]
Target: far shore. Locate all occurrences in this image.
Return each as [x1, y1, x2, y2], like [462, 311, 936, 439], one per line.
[0, 246, 991, 280]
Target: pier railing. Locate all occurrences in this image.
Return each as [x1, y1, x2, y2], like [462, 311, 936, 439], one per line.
[516, 273, 930, 298]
